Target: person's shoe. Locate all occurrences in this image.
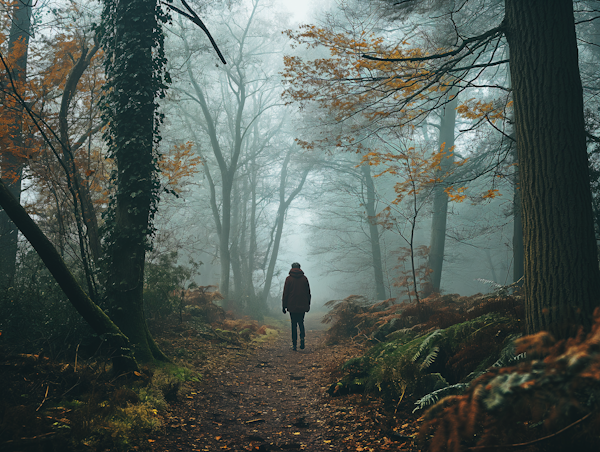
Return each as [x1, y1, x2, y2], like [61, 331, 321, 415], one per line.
[291, 343, 297, 351]
[300, 339, 305, 350]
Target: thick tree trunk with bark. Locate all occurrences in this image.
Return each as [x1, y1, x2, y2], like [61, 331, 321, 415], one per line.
[505, 0, 600, 338]
[0, 0, 32, 290]
[103, 0, 167, 362]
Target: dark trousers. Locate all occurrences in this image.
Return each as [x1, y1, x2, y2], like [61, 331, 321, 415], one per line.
[290, 312, 305, 345]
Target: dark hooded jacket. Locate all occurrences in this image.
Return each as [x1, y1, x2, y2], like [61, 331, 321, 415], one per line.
[282, 268, 311, 313]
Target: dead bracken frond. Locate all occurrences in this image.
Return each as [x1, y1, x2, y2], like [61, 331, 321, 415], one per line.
[419, 307, 600, 452]
[322, 295, 397, 344]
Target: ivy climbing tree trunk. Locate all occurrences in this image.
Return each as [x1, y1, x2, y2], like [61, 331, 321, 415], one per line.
[505, 0, 600, 338]
[101, 0, 168, 362]
[0, 0, 32, 291]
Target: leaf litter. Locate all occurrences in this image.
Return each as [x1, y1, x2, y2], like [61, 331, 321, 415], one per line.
[147, 329, 420, 451]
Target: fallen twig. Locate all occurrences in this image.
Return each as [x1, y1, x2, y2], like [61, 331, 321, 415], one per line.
[35, 385, 49, 412]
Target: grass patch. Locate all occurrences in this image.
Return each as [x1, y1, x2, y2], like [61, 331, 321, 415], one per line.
[251, 327, 279, 344]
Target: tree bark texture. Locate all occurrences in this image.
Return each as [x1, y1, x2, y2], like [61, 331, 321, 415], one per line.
[104, 0, 167, 362]
[513, 162, 524, 284]
[505, 0, 600, 337]
[0, 179, 138, 373]
[0, 0, 32, 290]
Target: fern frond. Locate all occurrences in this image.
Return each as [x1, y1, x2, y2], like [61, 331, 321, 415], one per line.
[413, 383, 470, 412]
[491, 335, 525, 367]
[413, 329, 443, 362]
[476, 278, 503, 289]
[476, 277, 524, 296]
[421, 346, 440, 370]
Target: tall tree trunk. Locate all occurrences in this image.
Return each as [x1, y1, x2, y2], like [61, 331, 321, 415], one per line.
[58, 41, 102, 263]
[505, 57, 524, 286]
[246, 164, 258, 297]
[220, 177, 233, 303]
[262, 151, 311, 305]
[236, 172, 253, 300]
[0, 0, 32, 291]
[360, 163, 387, 300]
[0, 180, 138, 373]
[505, 0, 600, 338]
[230, 181, 243, 303]
[424, 89, 458, 296]
[102, 0, 167, 362]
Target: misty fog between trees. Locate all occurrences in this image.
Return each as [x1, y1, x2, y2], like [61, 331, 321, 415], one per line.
[2, 0, 600, 357]
[2, 0, 600, 446]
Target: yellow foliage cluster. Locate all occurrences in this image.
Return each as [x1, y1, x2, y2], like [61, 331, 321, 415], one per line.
[1, 9, 201, 226]
[282, 24, 432, 125]
[362, 146, 467, 207]
[158, 141, 202, 193]
[282, 20, 510, 223]
[482, 188, 501, 199]
[456, 98, 512, 122]
[443, 186, 468, 203]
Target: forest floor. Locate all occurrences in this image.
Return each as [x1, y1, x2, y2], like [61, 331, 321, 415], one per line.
[148, 319, 421, 452]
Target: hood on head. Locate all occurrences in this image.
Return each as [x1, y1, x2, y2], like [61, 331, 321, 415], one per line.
[289, 268, 305, 278]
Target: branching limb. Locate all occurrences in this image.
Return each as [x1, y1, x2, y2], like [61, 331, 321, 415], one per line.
[361, 25, 505, 63]
[162, 0, 226, 64]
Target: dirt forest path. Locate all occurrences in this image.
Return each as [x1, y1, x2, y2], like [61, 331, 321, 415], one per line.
[148, 326, 417, 452]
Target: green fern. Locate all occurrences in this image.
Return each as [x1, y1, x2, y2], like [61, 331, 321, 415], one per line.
[413, 383, 470, 412]
[414, 335, 527, 413]
[413, 329, 443, 362]
[421, 346, 440, 370]
[492, 335, 525, 368]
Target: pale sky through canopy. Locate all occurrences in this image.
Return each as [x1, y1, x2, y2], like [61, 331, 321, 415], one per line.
[279, 0, 324, 23]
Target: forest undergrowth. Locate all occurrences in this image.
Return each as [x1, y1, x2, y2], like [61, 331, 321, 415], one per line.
[0, 287, 278, 451]
[3, 285, 600, 451]
[323, 288, 600, 451]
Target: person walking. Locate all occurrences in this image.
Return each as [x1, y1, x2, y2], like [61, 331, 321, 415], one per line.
[282, 262, 311, 351]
